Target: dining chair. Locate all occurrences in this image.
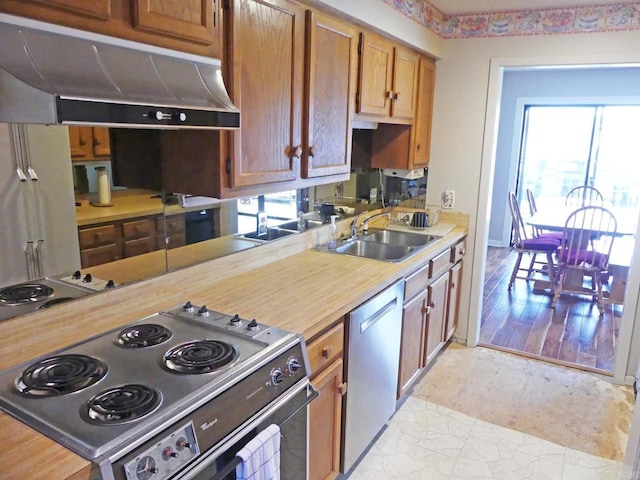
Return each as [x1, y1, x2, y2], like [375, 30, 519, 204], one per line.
[550, 206, 617, 314]
[565, 185, 604, 207]
[507, 192, 560, 290]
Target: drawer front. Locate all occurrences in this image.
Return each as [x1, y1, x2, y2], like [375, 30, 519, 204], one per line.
[123, 219, 153, 240]
[78, 224, 117, 248]
[451, 238, 466, 264]
[307, 322, 345, 376]
[80, 244, 120, 268]
[404, 263, 429, 300]
[429, 248, 451, 279]
[123, 237, 155, 258]
[165, 215, 186, 235]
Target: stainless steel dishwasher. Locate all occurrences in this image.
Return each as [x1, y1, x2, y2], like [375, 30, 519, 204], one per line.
[342, 279, 405, 473]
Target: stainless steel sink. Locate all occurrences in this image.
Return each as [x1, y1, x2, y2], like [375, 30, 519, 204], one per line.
[319, 228, 442, 263]
[276, 218, 324, 231]
[235, 227, 298, 243]
[362, 229, 440, 247]
[335, 240, 414, 261]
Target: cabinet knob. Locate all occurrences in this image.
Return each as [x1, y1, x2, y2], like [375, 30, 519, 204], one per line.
[416, 144, 421, 151]
[386, 91, 393, 99]
[393, 92, 399, 100]
[293, 145, 302, 158]
[79, 136, 87, 146]
[309, 145, 316, 157]
[93, 137, 100, 146]
[321, 346, 331, 359]
[451, 282, 456, 289]
[460, 247, 466, 256]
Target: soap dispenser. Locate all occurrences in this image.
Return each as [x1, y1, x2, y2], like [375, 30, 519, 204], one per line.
[328, 215, 339, 249]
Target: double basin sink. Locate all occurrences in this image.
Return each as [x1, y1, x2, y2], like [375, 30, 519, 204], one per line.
[325, 229, 442, 263]
[235, 218, 324, 243]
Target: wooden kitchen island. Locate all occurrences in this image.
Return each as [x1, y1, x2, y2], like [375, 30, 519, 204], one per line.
[0, 213, 468, 480]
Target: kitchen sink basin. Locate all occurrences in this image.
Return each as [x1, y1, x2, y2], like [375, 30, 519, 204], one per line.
[362, 229, 440, 247]
[318, 228, 442, 263]
[335, 240, 414, 261]
[235, 227, 298, 243]
[276, 218, 324, 231]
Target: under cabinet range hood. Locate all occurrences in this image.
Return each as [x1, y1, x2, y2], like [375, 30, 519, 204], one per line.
[0, 14, 239, 129]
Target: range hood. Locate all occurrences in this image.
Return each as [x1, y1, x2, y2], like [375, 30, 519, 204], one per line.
[0, 14, 239, 129]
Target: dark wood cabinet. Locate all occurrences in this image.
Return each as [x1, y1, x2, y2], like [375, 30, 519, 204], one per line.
[302, 11, 357, 179]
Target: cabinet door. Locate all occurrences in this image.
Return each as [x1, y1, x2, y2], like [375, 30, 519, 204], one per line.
[91, 127, 111, 157]
[302, 11, 357, 179]
[446, 261, 462, 341]
[424, 272, 447, 365]
[390, 47, 419, 120]
[357, 32, 393, 117]
[398, 290, 427, 399]
[132, 0, 218, 46]
[309, 358, 344, 480]
[68, 126, 93, 159]
[226, 0, 304, 187]
[0, 0, 111, 21]
[410, 56, 435, 168]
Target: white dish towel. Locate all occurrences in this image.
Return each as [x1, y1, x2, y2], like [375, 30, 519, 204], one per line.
[235, 424, 281, 480]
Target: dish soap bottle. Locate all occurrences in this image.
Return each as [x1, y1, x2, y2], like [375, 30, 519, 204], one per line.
[297, 211, 306, 232]
[328, 215, 339, 249]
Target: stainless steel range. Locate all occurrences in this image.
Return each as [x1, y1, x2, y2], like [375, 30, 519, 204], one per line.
[0, 303, 313, 480]
[0, 270, 116, 322]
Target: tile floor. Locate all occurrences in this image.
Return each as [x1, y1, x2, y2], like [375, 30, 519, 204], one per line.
[349, 396, 622, 480]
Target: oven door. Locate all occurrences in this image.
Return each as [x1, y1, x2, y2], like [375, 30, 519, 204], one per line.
[177, 379, 317, 480]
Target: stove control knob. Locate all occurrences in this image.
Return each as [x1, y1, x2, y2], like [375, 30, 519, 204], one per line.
[162, 446, 179, 460]
[105, 280, 115, 289]
[270, 368, 284, 386]
[72, 270, 81, 280]
[182, 301, 194, 312]
[287, 358, 302, 374]
[176, 437, 192, 451]
[230, 314, 242, 327]
[247, 319, 259, 332]
[83, 273, 92, 283]
[197, 305, 210, 317]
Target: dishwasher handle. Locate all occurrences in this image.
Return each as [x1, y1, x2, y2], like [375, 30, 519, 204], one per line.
[360, 298, 397, 333]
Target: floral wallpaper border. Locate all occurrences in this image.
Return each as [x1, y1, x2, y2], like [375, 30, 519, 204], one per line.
[383, 0, 640, 39]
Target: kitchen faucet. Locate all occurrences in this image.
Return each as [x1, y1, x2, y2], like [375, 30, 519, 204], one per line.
[349, 211, 391, 239]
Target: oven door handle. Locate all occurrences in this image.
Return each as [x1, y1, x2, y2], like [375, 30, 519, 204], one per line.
[179, 380, 318, 480]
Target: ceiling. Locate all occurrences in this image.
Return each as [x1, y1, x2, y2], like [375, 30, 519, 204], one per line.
[428, 0, 626, 14]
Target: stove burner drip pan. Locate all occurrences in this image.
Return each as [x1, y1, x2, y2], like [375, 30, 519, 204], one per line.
[85, 385, 162, 425]
[164, 340, 238, 374]
[0, 284, 54, 305]
[115, 324, 172, 348]
[16, 354, 108, 397]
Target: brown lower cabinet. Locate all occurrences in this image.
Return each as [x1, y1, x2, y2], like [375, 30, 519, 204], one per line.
[307, 322, 345, 480]
[78, 213, 186, 268]
[397, 236, 467, 399]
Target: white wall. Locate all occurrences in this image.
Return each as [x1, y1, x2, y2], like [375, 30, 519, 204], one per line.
[429, 30, 640, 379]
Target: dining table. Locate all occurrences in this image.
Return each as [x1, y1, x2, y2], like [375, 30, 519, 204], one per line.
[527, 206, 637, 305]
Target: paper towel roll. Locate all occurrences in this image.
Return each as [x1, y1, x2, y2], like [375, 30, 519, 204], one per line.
[96, 167, 111, 205]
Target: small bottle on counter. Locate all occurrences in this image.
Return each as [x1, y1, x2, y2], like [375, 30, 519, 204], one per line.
[328, 215, 339, 249]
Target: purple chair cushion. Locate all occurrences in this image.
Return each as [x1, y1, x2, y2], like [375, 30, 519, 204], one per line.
[557, 248, 609, 268]
[539, 232, 564, 242]
[520, 237, 561, 251]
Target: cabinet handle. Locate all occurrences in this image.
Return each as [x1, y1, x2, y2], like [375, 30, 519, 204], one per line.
[393, 92, 399, 100]
[94, 137, 100, 146]
[451, 282, 456, 289]
[338, 382, 347, 396]
[416, 144, 421, 151]
[386, 91, 393, 99]
[79, 136, 87, 146]
[460, 247, 466, 256]
[287, 145, 303, 158]
[309, 145, 316, 157]
[321, 346, 331, 359]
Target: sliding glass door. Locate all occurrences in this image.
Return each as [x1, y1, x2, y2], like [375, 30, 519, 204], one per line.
[517, 105, 640, 215]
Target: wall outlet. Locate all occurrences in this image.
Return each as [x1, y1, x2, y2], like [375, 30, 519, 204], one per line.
[441, 189, 455, 209]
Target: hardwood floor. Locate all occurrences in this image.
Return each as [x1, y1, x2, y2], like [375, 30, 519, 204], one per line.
[480, 246, 622, 374]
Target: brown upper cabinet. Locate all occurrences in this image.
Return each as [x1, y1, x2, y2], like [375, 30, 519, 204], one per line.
[356, 32, 419, 123]
[0, 0, 221, 57]
[69, 126, 111, 160]
[302, 11, 357, 179]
